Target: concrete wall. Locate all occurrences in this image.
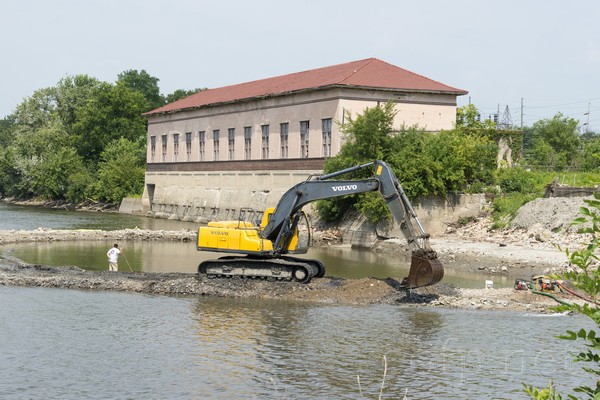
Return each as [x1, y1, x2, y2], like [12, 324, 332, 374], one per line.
[142, 169, 323, 223]
[137, 169, 483, 240]
[119, 197, 143, 214]
[331, 193, 484, 247]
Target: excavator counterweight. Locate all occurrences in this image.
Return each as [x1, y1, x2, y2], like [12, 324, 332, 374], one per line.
[197, 160, 444, 288]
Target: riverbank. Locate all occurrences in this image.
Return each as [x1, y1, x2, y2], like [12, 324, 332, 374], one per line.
[0, 225, 585, 312]
[0, 256, 568, 312]
[0, 195, 594, 311]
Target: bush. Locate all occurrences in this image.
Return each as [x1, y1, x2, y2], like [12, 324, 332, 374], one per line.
[496, 167, 535, 193]
[490, 192, 537, 229]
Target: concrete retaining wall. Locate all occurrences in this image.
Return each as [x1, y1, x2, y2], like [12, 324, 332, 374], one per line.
[118, 198, 143, 214]
[348, 193, 484, 247]
[129, 169, 484, 241]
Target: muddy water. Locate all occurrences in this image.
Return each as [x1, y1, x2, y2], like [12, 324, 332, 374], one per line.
[0, 284, 590, 399]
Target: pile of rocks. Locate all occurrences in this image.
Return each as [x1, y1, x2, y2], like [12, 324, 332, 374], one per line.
[0, 228, 196, 245]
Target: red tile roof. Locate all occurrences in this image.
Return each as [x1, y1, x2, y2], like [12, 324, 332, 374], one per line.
[145, 58, 467, 115]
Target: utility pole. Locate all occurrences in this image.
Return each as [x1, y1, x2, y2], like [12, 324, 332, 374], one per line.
[520, 98, 524, 161]
[584, 102, 591, 134]
[520, 98, 524, 129]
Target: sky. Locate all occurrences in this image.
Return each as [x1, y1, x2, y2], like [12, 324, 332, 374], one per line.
[2, 0, 599, 132]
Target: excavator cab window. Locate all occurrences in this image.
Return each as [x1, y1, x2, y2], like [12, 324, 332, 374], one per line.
[292, 211, 311, 253]
[260, 207, 275, 229]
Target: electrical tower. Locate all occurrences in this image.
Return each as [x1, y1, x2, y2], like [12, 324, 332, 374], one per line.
[498, 105, 513, 130]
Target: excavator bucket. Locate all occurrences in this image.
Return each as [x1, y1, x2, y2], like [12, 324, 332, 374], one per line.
[401, 254, 444, 288]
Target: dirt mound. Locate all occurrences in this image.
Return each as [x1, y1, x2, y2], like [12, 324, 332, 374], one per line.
[512, 196, 592, 232]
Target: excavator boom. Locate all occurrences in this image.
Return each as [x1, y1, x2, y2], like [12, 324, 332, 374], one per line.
[197, 160, 444, 288]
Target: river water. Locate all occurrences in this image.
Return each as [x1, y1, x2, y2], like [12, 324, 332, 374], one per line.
[0, 202, 593, 398]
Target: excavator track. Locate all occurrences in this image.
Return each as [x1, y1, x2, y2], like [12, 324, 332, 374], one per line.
[198, 256, 320, 283]
[280, 256, 326, 278]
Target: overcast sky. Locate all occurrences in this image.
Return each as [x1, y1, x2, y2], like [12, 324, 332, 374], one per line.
[2, 0, 599, 132]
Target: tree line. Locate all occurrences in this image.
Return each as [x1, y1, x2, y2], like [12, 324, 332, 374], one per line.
[316, 102, 600, 224]
[0, 71, 597, 207]
[0, 70, 203, 204]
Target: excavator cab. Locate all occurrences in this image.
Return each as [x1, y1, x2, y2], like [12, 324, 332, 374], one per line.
[260, 207, 311, 254]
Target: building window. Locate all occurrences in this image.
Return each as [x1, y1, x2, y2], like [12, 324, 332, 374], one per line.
[261, 124, 269, 159]
[300, 120, 309, 158]
[322, 118, 332, 157]
[244, 126, 252, 160]
[280, 123, 288, 159]
[150, 135, 156, 162]
[213, 129, 220, 161]
[173, 133, 179, 162]
[199, 131, 206, 161]
[185, 132, 192, 161]
[228, 128, 235, 160]
[161, 134, 167, 161]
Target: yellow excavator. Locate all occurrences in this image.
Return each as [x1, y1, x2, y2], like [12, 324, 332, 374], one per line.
[196, 160, 444, 288]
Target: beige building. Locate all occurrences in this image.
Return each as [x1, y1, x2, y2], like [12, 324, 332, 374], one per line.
[142, 58, 467, 222]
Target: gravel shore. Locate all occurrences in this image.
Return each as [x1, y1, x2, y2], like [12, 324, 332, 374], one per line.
[0, 195, 593, 311]
[0, 224, 585, 312]
[0, 255, 565, 312]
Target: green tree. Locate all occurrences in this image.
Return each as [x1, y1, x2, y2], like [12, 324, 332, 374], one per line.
[92, 138, 146, 203]
[164, 88, 206, 104]
[337, 101, 397, 162]
[424, 129, 497, 193]
[8, 120, 76, 199]
[0, 116, 16, 147]
[525, 113, 580, 170]
[386, 128, 443, 199]
[117, 69, 164, 111]
[72, 82, 148, 162]
[54, 74, 102, 133]
[455, 104, 496, 130]
[578, 134, 600, 171]
[316, 102, 398, 222]
[12, 87, 58, 130]
[1, 71, 157, 203]
[30, 147, 86, 199]
[0, 146, 22, 197]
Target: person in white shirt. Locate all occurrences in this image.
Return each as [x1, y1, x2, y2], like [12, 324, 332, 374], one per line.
[107, 244, 122, 271]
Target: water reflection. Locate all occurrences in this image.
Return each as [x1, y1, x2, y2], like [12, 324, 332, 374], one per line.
[188, 297, 427, 397]
[0, 282, 591, 399]
[185, 297, 590, 399]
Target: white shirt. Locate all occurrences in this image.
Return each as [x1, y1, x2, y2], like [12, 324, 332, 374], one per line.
[107, 247, 120, 263]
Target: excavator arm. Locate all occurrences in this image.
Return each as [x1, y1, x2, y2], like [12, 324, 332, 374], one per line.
[197, 160, 443, 288]
[261, 160, 443, 288]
